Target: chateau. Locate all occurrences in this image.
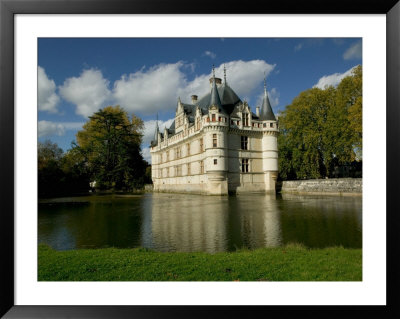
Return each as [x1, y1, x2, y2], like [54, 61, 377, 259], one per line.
[150, 67, 279, 195]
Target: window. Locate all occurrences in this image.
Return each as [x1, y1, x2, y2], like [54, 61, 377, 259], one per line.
[241, 158, 249, 173]
[177, 165, 182, 177]
[212, 114, 216, 122]
[237, 120, 240, 125]
[196, 117, 201, 131]
[263, 123, 266, 128]
[270, 123, 274, 128]
[241, 136, 248, 150]
[187, 163, 191, 175]
[166, 151, 169, 162]
[200, 138, 204, 152]
[231, 120, 234, 125]
[175, 147, 181, 159]
[213, 134, 217, 148]
[218, 116, 221, 122]
[242, 113, 249, 126]
[200, 161, 204, 174]
[214, 159, 217, 165]
[187, 143, 190, 156]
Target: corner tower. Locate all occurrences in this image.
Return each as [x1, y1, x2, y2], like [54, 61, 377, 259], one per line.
[260, 77, 279, 193]
[204, 65, 229, 195]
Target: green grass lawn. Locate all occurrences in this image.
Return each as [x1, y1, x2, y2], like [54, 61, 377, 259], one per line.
[38, 244, 362, 281]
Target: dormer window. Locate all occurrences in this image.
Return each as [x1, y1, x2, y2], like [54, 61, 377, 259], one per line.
[212, 114, 216, 122]
[242, 113, 249, 126]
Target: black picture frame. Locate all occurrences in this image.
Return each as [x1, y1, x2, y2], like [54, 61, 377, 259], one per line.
[1, 0, 399, 318]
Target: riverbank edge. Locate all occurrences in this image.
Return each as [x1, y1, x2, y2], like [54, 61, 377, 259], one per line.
[278, 178, 362, 196]
[38, 244, 362, 281]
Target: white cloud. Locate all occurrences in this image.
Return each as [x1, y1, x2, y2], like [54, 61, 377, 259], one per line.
[59, 69, 112, 118]
[113, 63, 186, 116]
[38, 66, 60, 113]
[294, 43, 303, 52]
[343, 41, 362, 60]
[313, 66, 358, 89]
[210, 60, 275, 99]
[203, 50, 216, 59]
[112, 60, 275, 116]
[38, 120, 84, 137]
[57, 60, 276, 120]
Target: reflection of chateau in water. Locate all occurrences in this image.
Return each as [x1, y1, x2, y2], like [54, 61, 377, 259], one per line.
[228, 194, 281, 249]
[38, 194, 362, 252]
[144, 193, 281, 253]
[145, 194, 229, 253]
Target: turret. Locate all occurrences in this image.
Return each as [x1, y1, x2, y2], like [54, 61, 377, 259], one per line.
[259, 77, 276, 121]
[260, 76, 278, 193]
[204, 65, 228, 195]
[209, 66, 222, 109]
[150, 114, 159, 147]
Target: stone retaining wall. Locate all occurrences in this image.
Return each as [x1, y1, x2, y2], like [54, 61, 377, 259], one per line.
[280, 178, 362, 195]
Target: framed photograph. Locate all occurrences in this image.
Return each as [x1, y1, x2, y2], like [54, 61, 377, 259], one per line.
[1, 0, 399, 318]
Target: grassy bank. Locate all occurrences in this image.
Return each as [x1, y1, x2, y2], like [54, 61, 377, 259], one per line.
[38, 244, 362, 281]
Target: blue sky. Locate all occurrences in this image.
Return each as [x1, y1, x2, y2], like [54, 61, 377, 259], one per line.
[38, 38, 362, 162]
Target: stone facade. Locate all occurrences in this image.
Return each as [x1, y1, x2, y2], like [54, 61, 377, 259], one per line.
[150, 68, 279, 195]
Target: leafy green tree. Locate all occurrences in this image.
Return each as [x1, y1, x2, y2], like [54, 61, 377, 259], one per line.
[278, 66, 362, 180]
[76, 105, 146, 190]
[59, 143, 91, 194]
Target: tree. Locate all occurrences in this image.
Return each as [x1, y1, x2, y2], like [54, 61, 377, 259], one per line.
[38, 140, 64, 197]
[278, 66, 362, 180]
[76, 105, 146, 190]
[59, 143, 91, 194]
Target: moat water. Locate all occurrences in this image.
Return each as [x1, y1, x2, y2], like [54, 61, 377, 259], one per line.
[38, 193, 362, 252]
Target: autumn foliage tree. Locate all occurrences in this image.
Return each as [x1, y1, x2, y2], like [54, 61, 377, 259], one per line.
[278, 65, 362, 180]
[76, 105, 146, 190]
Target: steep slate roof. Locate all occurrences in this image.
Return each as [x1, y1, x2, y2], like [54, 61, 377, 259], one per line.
[165, 80, 242, 134]
[259, 84, 276, 121]
[150, 116, 159, 147]
[209, 74, 223, 110]
[160, 71, 276, 141]
[196, 83, 241, 114]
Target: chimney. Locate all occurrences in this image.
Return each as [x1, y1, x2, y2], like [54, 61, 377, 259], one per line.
[209, 77, 222, 88]
[191, 95, 198, 104]
[256, 106, 260, 117]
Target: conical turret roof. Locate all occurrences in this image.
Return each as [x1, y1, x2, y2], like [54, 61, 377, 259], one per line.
[150, 115, 159, 146]
[259, 79, 276, 121]
[209, 68, 222, 109]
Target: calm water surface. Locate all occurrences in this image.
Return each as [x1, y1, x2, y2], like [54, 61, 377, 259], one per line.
[38, 193, 362, 252]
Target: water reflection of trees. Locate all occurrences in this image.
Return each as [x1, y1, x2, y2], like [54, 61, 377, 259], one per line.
[39, 197, 144, 249]
[279, 193, 362, 248]
[38, 194, 362, 252]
